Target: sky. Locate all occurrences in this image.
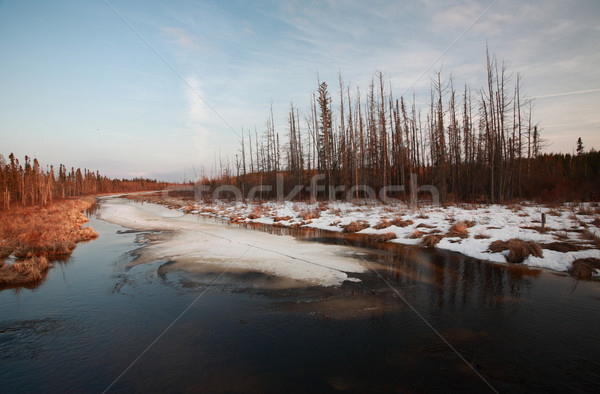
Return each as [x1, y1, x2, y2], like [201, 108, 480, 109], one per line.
[1, 0, 599, 182]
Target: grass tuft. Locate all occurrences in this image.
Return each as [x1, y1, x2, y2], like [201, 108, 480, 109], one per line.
[407, 230, 424, 239]
[489, 239, 543, 264]
[447, 221, 469, 238]
[374, 232, 397, 242]
[391, 217, 414, 227]
[568, 258, 600, 279]
[421, 234, 442, 248]
[342, 220, 369, 233]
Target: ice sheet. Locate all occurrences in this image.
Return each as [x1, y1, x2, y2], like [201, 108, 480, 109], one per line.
[98, 198, 367, 287]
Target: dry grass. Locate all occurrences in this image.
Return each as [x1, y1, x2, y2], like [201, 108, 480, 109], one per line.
[0, 256, 50, 287]
[415, 213, 429, 219]
[407, 230, 424, 239]
[580, 229, 600, 248]
[374, 232, 397, 242]
[247, 206, 263, 219]
[547, 209, 561, 217]
[273, 216, 292, 222]
[421, 234, 443, 248]
[576, 206, 594, 216]
[342, 220, 369, 233]
[0, 197, 98, 288]
[391, 217, 414, 227]
[447, 221, 469, 238]
[474, 233, 491, 240]
[299, 209, 321, 220]
[489, 239, 543, 264]
[568, 258, 600, 279]
[373, 219, 392, 229]
[540, 241, 583, 253]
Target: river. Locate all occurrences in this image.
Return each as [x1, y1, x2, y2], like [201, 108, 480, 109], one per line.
[1, 197, 599, 393]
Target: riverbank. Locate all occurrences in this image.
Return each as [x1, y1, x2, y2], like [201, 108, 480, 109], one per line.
[127, 193, 600, 279]
[0, 197, 98, 289]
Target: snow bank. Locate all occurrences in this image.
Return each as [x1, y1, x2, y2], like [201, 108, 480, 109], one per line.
[153, 198, 600, 274]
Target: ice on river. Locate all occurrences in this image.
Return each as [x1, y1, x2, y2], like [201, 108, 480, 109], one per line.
[98, 198, 366, 287]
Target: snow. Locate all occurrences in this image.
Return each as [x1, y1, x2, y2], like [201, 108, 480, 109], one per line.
[98, 198, 367, 288]
[137, 197, 600, 274]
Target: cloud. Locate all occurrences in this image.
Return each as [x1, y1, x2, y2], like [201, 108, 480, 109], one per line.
[162, 27, 204, 52]
[533, 88, 600, 100]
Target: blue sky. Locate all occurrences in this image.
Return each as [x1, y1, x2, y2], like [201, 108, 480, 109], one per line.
[1, 0, 599, 181]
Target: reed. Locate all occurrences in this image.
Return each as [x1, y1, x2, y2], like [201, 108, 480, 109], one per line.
[0, 197, 98, 288]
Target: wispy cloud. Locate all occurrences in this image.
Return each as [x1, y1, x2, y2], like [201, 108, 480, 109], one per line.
[533, 88, 600, 100]
[162, 27, 204, 51]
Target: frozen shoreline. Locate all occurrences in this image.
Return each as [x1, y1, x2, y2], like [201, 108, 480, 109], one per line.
[148, 197, 600, 275]
[97, 197, 367, 288]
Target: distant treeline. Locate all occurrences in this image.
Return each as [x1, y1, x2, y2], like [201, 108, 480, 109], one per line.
[0, 153, 168, 210]
[198, 48, 600, 203]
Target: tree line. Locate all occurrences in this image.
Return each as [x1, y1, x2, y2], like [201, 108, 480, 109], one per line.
[0, 153, 168, 210]
[203, 47, 599, 203]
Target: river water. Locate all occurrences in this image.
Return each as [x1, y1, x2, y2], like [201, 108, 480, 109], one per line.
[1, 198, 599, 393]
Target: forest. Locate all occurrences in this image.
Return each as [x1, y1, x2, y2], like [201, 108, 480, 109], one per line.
[200, 49, 600, 204]
[0, 153, 168, 210]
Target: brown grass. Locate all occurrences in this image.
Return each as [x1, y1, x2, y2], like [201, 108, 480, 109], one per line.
[580, 229, 600, 249]
[488, 239, 543, 264]
[547, 209, 561, 217]
[447, 221, 469, 238]
[421, 234, 442, 248]
[576, 206, 594, 216]
[342, 220, 369, 233]
[299, 209, 320, 220]
[391, 217, 414, 227]
[540, 241, 583, 253]
[0, 256, 50, 287]
[568, 258, 600, 279]
[373, 219, 392, 229]
[247, 206, 263, 219]
[0, 197, 98, 288]
[407, 230, 424, 239]
[474, 233, 491, 240]
[273, 216, 292, 222]
[374, 232, 397, 242]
